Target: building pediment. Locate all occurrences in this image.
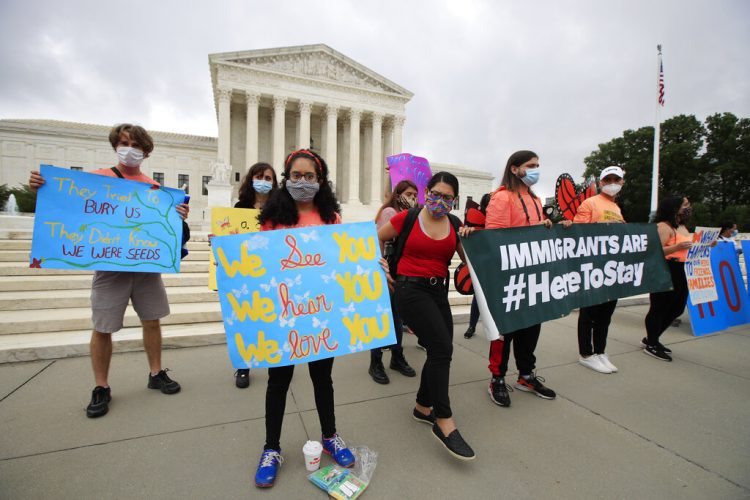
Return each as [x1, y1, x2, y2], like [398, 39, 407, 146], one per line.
[210, 44, 413, 99]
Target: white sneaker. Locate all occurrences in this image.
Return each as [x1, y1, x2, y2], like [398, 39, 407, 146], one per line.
[597, 353, 618, 373]
[579, 355, 611, 374]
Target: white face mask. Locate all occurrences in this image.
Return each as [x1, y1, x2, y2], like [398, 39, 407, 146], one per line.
[601, 183, 622, 196]
[116, 146, 145, 168]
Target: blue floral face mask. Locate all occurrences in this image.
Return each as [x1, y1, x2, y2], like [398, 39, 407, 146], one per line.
[425, 192, 453, 218]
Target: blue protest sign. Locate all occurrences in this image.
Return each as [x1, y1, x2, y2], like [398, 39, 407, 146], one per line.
[30, 165, 184, 273]
[212, 221, 397, 369]
[743, 240, 750, 294]
[687, 242, 750, 336]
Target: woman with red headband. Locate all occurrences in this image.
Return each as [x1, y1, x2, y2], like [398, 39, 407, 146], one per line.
[253, 149, 354, 488]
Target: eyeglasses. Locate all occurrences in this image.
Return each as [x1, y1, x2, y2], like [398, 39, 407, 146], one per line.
[289, 172, 318, 182]
[429, 190, 455, 202]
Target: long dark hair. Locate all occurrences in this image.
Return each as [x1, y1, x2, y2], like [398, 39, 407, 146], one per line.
[653, 195, 686, 228]
[259, 149, 341, 227]
[375, 179, 417, 222]
[236, 162, 277, 208]
[499, 150, 538, 198]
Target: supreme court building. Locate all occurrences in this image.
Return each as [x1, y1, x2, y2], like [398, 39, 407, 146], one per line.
[0, 44, 493, 222]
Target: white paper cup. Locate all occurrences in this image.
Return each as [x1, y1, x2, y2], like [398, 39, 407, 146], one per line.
[303, 440, 323, 471]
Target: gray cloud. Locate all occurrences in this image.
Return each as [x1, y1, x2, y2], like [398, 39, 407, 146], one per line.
[1, 0, 748, 199]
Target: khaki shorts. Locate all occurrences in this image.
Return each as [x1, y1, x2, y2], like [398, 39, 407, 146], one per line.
[91, 271, 170, 333]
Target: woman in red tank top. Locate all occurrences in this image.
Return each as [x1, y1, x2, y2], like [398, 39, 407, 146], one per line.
[378, 172, 477, 461]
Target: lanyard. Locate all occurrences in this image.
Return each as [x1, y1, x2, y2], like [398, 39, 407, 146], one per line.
[517, 192, 542, 225]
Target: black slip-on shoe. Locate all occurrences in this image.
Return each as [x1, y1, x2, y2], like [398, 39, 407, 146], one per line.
[431, 424, 475, 460]
[412, 408, 435, 425]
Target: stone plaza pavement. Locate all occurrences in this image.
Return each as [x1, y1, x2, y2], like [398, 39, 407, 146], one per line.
[1, 305, 749, 500]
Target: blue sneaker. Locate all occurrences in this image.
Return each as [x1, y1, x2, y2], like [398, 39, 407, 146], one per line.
[322, 434, 355, 468]
[255, 449, 283, 488]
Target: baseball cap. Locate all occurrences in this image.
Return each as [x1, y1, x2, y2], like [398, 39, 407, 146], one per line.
[600, 166, 624, 180]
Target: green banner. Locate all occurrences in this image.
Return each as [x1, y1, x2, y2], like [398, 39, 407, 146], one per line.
[461, 223, 673, 337]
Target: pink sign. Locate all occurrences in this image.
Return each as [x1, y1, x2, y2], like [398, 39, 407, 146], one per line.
[386, 153, 432, 205]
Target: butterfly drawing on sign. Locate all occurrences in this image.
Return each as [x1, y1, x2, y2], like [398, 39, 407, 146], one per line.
[232, 283, 249, 297]
[251, 359, 261, 368]
[355, 265, 370, 277]
[219, 216, 231, 229]
[348, 341, 364, 353]
[294, 291, 310, 302]
[375, 304, 388, 315]
[282, 341, 292, 353]
[555, 173, 598, 221]
[320, 270, 338, 284]
[225, 310, 238, 326]
[340, 302, 355, 315]
[285, 275, 302, 288]
[280, 316, 296, 328]
[300, 230, 319, 243]
[312, 317, 328, 329]
[275, 349, 284, 359]
[260, 277, 278, 292]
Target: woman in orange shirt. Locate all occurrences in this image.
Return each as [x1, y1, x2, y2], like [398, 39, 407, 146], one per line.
[642, 196, 693, 362]
[485, 150, 570, 407]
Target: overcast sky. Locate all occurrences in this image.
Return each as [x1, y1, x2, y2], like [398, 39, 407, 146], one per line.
[1, 0, 748, 198]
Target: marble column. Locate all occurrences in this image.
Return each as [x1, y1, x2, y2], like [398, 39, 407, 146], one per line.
[298, 100, 312, 149]
[393, 115, 405, 156]
[245, 91, 260, 169]
[347, 108, 362, 205]
[272, 96, 287, 172]
[369, 112, 383, 205]
[325, 104, 339, 189]
[383, 121, 394, 196]
[217, 86, 232, 165]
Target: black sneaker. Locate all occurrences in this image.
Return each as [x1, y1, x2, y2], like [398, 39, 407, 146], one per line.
[368, 361, 390, 384]
[463, 326, 476, 339]
[148, 369, 181, 394]
[390, 354, 416, 377]
[412, 408, 435, 425]
[488, 376, 512, 407]
[86, 386, 111, 418]
[235, 369, 250, 389]
[515, 374, 556, 400]
[431, 424, 475, 460]
[643, 344, 672, 362]
[640, 337, 672, 354]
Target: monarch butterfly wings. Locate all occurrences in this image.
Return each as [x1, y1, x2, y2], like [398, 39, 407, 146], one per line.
[555, 173, 597, 220]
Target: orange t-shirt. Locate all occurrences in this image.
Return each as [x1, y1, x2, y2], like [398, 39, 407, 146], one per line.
[661, 223, 691, 262]
[573, 194, 624, 224]
[92, 167, 159, 186]
[261, 209, 341, 230]
[485, 189, 544, 229]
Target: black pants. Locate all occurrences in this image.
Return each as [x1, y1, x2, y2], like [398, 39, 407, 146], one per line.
[264, 357, 335, 451]
[371, 291, 404, 362]
[645, 260, 688, 345]
[577, 300, 618, 356]
[468, 296, 480, 328]
[488, 324, 541, 377]
[395, 280, 454, 419]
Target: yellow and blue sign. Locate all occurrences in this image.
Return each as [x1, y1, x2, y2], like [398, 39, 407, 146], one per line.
[211, 221, 396, 368]
[30, 165, 185, 273]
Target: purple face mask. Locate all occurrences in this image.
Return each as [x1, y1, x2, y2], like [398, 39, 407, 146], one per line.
[425, 192, 453, 218]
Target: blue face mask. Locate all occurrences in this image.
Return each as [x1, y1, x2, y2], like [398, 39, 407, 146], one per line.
[520, 168, 540, 187]
[253, 179, 273, 194]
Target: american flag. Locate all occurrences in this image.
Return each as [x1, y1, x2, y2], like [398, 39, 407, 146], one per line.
[658, 61, 665, 106]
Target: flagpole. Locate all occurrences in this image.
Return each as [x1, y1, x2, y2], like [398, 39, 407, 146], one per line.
[649, 45, 663, 221]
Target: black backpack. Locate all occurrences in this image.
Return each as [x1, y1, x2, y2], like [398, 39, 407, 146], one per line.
[386, 207, 462, 290]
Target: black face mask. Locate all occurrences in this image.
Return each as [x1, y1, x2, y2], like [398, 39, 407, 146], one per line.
[679, 207, 693, 221]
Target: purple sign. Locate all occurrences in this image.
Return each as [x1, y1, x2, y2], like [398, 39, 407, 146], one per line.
[386, 153, 432, 205]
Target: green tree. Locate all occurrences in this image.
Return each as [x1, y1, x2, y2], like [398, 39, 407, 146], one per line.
[703, 112, 750, 210]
